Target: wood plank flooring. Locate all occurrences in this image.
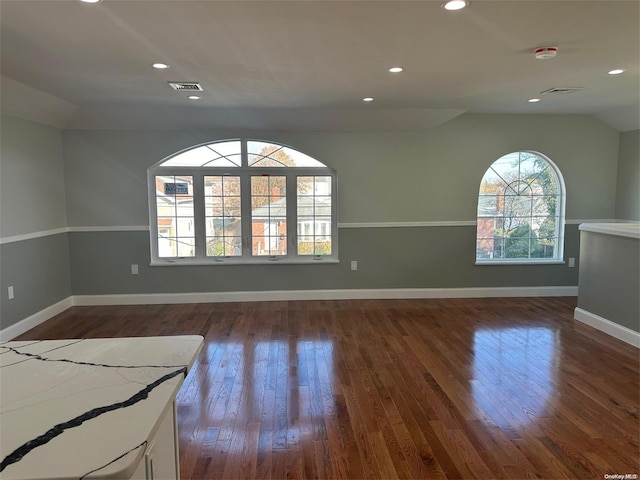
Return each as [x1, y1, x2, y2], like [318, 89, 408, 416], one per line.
[14, 297, 640, 479]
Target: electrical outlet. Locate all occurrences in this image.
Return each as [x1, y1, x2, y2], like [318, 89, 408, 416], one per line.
[131, 264, 139, 275]
[8, 286, 14, 300]
[351, 260, 358, 271]
[568, 257, 576, 268]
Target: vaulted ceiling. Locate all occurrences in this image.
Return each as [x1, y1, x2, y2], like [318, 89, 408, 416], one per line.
[1, 0, 638, 131]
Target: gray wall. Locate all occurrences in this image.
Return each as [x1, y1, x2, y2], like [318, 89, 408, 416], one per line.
[63, 114, 620, 227]
[69, 226, 581, 296]
[61, 114, 619, 296]
[578, 230, 639, 333]
[615, 129, 640, 221]
[0, 111, 626, 330]
[1, 234, 71, 329]
[0, 115, 71, 329]
[1, 116, 69, 236]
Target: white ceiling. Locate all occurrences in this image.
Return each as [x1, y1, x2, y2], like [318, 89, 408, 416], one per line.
[1, 0, 638, 131]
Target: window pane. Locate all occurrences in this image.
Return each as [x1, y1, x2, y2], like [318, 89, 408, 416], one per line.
[205, 197, 223, 216]
[476, 151, 564, 262]
[477, 195, 499, 219]
[531, 238, 556, 258]
[155, 176, 194, 257]
[314, 240, 332, 255]
[160, 145, 216, 167]
[205, 175, 242, 257]
[297, 176, 333, 256]
[202, 154, 242, 167]
[205, 175, 241, 196]
[223, 176, 241, 192]
[161, 141, 242, 167]
[223, 197, 242, 217]
[165, 238, 178, 258]
[519, 155, 540, 178]
[476, 237, 495, 260]
[175, 217, 194, 237]
[248, 141, 325, 167]
[315, 217, 332, 234]
[207, 235, 242, 257]
[176, 238, 195, 257]
[251, 176, 287, 256]
[297, 176, 314, 194]
[315, 197, 332, 215]
[480, 170, 505, 193]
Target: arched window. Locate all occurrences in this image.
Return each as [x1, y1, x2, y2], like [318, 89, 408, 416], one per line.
[476, 151, 565, 263]
[148, 139, 337, 265]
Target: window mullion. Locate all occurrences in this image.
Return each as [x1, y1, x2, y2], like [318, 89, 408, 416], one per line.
[192, 175, 206, 259]
[241, 140, 248, 167]
[287, 172, 298, 258]
[554, 195, 560, 259]
[331, 173, 338, 259]
[240, 172, 252, 258]
[148, 171, 160, 261]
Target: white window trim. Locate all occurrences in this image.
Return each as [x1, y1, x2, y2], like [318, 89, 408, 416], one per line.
[475, 260, 566, 266]
[475, 150, 566, 265]
[148, 140, 338, 266]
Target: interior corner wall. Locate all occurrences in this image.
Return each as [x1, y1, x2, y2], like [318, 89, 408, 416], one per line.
[63, 114, 619, 297]
[0, 115, 71, 330]
[615, 129, 640, 221]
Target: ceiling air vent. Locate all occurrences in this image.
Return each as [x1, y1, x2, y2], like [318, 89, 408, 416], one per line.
[168, 82, 203, 91]
[540, 87, 584, 95]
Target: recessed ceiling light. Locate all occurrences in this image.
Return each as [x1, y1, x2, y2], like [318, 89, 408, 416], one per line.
[389, 67, 404, 73]
[188, 96, 201, 100]
[363, 97, 374, 102]
[152, 63, 169, 69]
[608, 69, 625, 75]
[528, 98, 541, 103]
[442, 1, 469, 11]
[80, 0, 101, 3]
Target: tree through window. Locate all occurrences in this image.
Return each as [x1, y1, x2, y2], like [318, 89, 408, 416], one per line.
[476, 151, 565, 263]
[148, 139, 337, 265]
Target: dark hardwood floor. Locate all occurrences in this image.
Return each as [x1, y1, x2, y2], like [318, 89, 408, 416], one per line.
[14, 297, 640, 479]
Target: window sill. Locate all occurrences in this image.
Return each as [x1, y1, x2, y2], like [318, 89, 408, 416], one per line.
[475, 260, 566, 266]
[150, 257, 340, 267]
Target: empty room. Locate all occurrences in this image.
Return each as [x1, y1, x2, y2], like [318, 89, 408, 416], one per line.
[1, 1, 639, 479]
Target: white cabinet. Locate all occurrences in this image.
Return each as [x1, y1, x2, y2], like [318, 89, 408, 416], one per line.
[131, 401, 179, 480]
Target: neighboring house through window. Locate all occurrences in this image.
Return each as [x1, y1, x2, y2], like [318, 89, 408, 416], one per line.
[148, 139, 337, 264]
[476, 151, 566, 263]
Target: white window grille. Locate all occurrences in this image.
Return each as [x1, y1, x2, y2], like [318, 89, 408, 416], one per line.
[148, 139, 337, 265]
[476, 151, 566, 264]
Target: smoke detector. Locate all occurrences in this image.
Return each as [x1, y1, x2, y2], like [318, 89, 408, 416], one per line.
[534, 47, 558, 60]
[168, 82, 203, 91]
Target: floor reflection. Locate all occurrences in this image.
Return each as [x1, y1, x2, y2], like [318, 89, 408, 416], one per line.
[193, 338, 335, 446]
[472, 327, 557, 429]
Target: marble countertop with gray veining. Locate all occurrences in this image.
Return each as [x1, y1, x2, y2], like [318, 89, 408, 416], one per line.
[0, 336, 203, 479]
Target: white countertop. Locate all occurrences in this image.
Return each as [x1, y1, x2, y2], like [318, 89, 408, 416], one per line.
[579, 222, 640, 239]
[0, 335, 203, 480]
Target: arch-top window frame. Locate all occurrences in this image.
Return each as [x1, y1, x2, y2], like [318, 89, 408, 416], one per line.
[148, 139, 338, 265]
[476, 150, 566, 265]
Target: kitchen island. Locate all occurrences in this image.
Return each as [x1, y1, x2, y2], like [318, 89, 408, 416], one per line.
[0, 335, 203, 479]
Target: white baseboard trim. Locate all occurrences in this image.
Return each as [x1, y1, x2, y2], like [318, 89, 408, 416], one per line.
[0, 297, 73, 342]
[1, 287, 578, 342]
[574, 307, 640, 348]
[72, 286, 578, 307]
